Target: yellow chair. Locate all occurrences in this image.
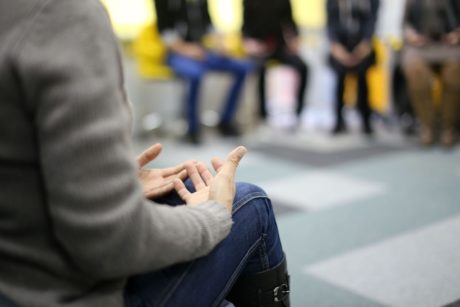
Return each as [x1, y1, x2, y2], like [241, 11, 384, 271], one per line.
[132, 24, 247, 79]
[132, 23, 174, 80]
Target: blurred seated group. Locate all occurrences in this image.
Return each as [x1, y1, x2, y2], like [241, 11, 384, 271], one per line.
[151, 0, 307, 144]
[143, 0, 460, 148]
[401, 0, 460, 147]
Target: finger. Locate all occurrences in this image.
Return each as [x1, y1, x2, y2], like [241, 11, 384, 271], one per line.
[174, 179, 190, 202]
[185, 161, 206, 190]
[211, 157, 224, 172]
[177, 169, 188, 181]
[197, 162, 213, 185]
[163, 169, 189, 188]
[145, 184, 168, 199]
[137, 143, 162, 167]
[162, 163, 186, 176]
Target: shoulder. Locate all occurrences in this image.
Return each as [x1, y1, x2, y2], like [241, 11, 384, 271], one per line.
[14, 0, 112, 49]
[12, 0, 117, 65]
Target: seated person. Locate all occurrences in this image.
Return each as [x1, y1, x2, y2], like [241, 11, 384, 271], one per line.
[242, 0, 309, 125]
[0, 1, 290, 306]
[154, 0, 252, 144]
[326, 0, 380, 135]
[401, 0, 460, 147]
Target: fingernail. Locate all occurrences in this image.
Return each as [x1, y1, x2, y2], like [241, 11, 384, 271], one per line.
[238, 146, 247, 155]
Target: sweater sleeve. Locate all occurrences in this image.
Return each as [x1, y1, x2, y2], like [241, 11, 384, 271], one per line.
[15, 0, 232, 279]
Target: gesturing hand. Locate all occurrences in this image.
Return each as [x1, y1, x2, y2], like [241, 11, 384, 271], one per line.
[137, 143, 188, 199]
[174, 146, 247, 211]
[331, 43, 357, 67]
[405, 27, 430, 47]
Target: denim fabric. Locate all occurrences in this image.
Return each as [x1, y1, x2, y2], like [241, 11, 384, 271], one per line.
[0, 293, 17, 307]
[167, 52, 253, 134]
[124, 182, 284, 307]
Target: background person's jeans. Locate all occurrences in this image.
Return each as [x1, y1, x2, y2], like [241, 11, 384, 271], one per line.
[167, 52, 252, 134]
[124, 182, 285, 307]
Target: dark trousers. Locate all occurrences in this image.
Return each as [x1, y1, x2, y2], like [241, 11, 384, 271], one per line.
[257, 49, 308, 119]
[330, 53, 375, 129]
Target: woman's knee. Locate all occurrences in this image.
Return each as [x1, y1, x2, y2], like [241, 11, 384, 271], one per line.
[229, 183, 284, 269]
[403, 61, 432, 80]
[232, 182, 274, 218]
[234, 181, 267, 203]
[442, 62, 460, 90]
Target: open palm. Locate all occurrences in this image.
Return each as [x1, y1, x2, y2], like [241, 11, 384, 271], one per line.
[174, 146, 247, 210]
[137, 143, 188, 199]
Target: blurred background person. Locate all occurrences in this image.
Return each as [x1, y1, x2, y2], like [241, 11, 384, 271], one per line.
[242, 0, 308, 127]
[154, 0, 252, 145]
[401, 0, 460, 147]
[326, 0, 380, 135]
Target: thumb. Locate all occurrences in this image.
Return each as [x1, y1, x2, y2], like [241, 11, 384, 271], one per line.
[137, 143, 162, 167]
[220, 146, 247, 175]
[228, 146, 247, 165]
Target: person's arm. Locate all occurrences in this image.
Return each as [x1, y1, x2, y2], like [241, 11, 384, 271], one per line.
[282, 0, 301, 54]
[154, 0, 178, 46]
[154, 0, 205, 59]
[443, 0, 460, 45]
[361, 0, 380, 43]
[326, 0, 340, 43]
[202, 0, 214, 35]
[327, 0, 356, 66]
[242, 0, 254, 38]
[241, 0, 269, 57]
[15, 0, 231, 280]
[452, 0, 460, 29]
[402, 0, 430, 47]
[283, 0, 299, 37]
[352, 0, 380, 61]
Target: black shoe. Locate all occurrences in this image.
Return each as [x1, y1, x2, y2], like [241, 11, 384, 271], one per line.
[331, 122, 347, 135]
[363, 123, 374, 136]
[183, 132, 201, 145]
[218, 122, 241, 137]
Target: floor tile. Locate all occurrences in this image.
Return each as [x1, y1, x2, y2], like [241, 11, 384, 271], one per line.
[261, 170, 386, 211]
[305, 215, 460, 307]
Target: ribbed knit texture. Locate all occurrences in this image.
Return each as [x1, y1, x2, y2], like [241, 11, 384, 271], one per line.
[0, 0, 232, 306]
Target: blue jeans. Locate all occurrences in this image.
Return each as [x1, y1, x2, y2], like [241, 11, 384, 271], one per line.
[124, 182, 285, 307]
[167, 52, 253, 134]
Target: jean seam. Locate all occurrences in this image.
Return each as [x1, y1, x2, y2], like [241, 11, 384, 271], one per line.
[211, 237, 263, 307]
[232, 192, 268, 215]
[259, 234, 270, 271]
[155, 262, 195, 307]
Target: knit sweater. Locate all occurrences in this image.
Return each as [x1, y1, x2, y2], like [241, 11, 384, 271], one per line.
[0, 0, 232, 306]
